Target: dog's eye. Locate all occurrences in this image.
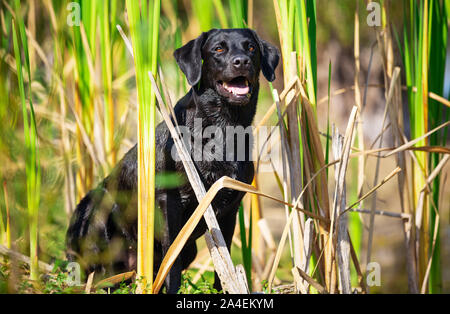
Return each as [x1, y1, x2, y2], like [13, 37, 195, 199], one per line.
[248, 45, 255, 52]
[215, 46, 224, 53]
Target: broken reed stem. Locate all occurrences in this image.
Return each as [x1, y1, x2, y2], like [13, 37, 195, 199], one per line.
[366, 66, 400, 271]
[294, 266, 327, 294]
[0, 244, 52, 273]
[341, 167, 402, 216]
[272, 88, 296, 268]
[332, 128, 351, 294]
[148, 72, 246, 294]
[326, 107, 357, 293]
[351, 208, 410, 220]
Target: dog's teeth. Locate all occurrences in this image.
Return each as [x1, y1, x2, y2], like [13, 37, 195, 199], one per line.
[245, 80, 248, 87]
[223, 82, 232, 93]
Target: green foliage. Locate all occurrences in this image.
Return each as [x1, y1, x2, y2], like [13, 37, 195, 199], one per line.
[110, 280, 138, 294]
[401, 0, 448, 293]
[42, 271, 78, 294]
[12, 0, 41, 282]
[229, 0, 248, 28]
[425, 0, 447, 294]
[0, 263, 8, 293]
[261, 280, 275, 294]
[238, 203, 252, 291]
[126, 0, 160, 292]
[178, 271, 220, 294]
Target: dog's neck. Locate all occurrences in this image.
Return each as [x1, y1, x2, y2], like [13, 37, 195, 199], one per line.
[190, 83, 259, 128]
[182, 84, 256, 168]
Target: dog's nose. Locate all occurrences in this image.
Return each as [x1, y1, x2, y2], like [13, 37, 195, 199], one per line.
[232, 56, 251, 69]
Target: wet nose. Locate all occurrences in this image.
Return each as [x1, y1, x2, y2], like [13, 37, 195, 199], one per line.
[232, 55, 251, 69]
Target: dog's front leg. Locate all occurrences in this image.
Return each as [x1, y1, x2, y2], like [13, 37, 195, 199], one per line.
[159, 189, 184, 293]
[213, 208, 239, 293]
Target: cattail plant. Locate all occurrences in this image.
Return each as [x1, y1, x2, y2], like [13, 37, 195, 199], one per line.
[125, 0, 160, 294]
[192, 0, 214, 31]
[12, 0, 41, 281]
[426, 0, 447, 294]
[0, 4, 12, 249]
[0, 3, 10, 121]
[68, 0, 126, 206]
[272, 0, 332, 288]
[401, 0, 448, 293]
[71, 0, 97, 200]
[99, 0, 117, 167]
[350, 2, 364, 285]
[42, 0, 76, 215]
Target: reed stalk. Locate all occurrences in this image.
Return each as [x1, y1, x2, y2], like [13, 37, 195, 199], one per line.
[192, 0, 213, 31]
[72, 0, 97, 200]
[125, 0, 160, 294]
[12, 0, 41, 281]
[272, 0, 335, 292]
[426, 0, 447, 294]
[350, 4, 363, 285]
[99, 0, 116, 167]
[401, 0, 448, 293]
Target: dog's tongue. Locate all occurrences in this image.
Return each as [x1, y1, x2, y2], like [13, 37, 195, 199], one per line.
[224, 79, 249, 95]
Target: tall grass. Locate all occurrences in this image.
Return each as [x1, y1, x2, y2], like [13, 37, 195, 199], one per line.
[229, 0, 248, 28]
[350, 3, 363, 286]
[192, 0, 213, 31]
[125, 0, 160, 294]
[272, 0, 336, 291]
[72, 0, 97, 200]
[12, 0, 41, 281]
[0, 3, 11, 126]
[45, 0, 76, 215]
[99, 0, 117, 167]
[426, 0, 447, 294]
[0, 3, 11, 250]
[402, 0, 448, 293]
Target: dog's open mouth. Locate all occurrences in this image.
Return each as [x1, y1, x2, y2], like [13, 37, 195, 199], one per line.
[217, 76, 252, 100]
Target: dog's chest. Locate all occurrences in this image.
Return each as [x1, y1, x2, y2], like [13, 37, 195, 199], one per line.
[171, 94, 256, 215]
[177, 157, 251, 189]
[176, 157, 253, 214]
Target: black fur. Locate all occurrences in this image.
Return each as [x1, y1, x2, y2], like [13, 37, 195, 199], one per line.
[66, 28, 280, 293]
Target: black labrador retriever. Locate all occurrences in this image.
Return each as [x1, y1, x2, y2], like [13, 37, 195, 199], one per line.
[66, 28, 280, 293]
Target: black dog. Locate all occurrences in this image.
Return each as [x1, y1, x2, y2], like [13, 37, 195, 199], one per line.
[66, 28, 280, 293]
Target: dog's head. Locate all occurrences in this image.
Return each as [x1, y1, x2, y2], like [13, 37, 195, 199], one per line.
[174, 29, 280, 105]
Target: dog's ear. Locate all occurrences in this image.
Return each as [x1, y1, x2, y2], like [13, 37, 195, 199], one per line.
[250, 30, 280, 82]
[173, 32, 208, 86]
